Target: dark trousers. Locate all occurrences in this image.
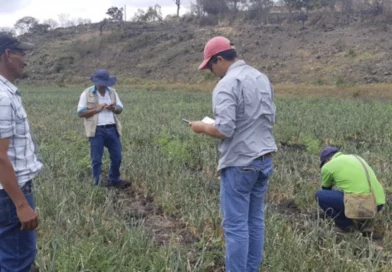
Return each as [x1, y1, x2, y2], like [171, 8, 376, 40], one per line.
[0, 181, 36, 272]
[89, 126, 122, 185]
[316, 189, 383, 229]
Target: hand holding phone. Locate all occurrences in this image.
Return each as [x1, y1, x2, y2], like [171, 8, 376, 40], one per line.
[106, 103, 116, 111]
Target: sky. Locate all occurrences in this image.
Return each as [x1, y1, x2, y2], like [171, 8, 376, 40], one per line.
[0, 0, 192, 28]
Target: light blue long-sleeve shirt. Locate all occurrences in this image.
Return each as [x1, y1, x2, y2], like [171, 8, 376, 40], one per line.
[213, 60, 277, 170]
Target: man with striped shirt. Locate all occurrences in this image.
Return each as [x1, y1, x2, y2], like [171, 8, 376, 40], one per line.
[0, 33, 43, 272]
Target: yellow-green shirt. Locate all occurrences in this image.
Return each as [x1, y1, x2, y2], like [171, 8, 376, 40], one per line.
[321, 152, 385, 205]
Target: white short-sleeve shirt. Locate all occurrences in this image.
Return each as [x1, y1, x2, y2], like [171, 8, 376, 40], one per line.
[77, 87, 123, 126]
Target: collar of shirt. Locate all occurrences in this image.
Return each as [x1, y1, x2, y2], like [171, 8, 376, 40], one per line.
[91, 86, 112, 94]
[226, 60, 246, 75]
[331, 152, 343, 161]
[0, 75, 18, 94]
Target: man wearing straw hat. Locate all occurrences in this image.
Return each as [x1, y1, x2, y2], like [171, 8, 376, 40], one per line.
[77, 69, 130, 189]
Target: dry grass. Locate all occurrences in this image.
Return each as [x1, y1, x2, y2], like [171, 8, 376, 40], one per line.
[116, 79, 392, 99]
[274, 83, 392, 99]
[21, 87, 392, 271]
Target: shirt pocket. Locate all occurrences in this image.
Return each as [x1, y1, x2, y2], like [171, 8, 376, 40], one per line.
[14, 106, 29, 135]
[15, 106, 27, 120]
[87, 101, 97, 110]
[86, 93, 98, 109]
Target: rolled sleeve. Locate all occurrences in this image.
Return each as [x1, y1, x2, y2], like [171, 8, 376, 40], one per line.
[115, 92, 123, 110]
[77, 92, 87, 115]
[0, 96, 13, 139]
[213, 85, 236, 138]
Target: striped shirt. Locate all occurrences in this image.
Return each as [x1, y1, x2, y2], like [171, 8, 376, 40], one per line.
[0, 75, 43, 189]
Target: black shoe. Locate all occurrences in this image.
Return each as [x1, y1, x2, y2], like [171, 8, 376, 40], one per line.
[107, 180, 131, 189]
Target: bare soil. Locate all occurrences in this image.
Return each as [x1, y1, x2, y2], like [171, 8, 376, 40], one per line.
[114, 186, 198, 247]
[22, 16, 392, 86]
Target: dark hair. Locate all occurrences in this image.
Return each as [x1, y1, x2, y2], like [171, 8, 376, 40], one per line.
[213, 49, 237, 61]
[207, 49, 237, 68]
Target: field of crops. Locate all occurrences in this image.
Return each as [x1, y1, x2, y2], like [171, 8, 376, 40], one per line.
[24, 86, 392, 271]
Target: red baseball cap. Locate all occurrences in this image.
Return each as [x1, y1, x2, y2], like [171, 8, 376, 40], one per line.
[198, 36, 234, 70]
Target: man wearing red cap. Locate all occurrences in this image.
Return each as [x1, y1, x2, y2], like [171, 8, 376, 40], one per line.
[190, 36, 277, 272]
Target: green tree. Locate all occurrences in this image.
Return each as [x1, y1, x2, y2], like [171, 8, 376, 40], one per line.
[281, 0, 301, 14]
[14, 16, 38, 35]
[133, 5, 163, 22]
[190, 0, 229, 16]
[190, 0, 204, 17]
[106, 6, 124, 22]
[281, 0, 320, 13]
[42, 19, 58, 30]
[30, 23, 50, 34]
[202, 0, 230, 15]
[227, 0, 247, 13]
[248, 0, 274, 23]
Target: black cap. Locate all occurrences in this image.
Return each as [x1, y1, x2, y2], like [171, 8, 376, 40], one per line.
[319, 146, 339, 168]
[0, 32, 34, 55]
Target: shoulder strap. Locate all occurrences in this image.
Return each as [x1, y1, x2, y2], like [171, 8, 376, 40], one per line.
[354, 155, 372, 193]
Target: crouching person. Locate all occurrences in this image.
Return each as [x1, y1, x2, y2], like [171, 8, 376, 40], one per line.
[315, 146, 385, 236]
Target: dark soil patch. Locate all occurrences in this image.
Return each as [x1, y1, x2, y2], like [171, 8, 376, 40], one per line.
[114, 187, 198, 247]
[279, 142, 307, 151]
[271, 199, 326, 220]
[113, 186, 226, 271]
[112, 186, 392, 269]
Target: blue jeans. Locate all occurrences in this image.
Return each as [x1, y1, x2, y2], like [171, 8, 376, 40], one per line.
[316, 190, 383, 229]
[89, 126, 122, 185]
[220, 157, 273, 272]
[0, 181, 36, 272]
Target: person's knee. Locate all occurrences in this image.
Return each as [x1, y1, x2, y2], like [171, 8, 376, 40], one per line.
[315, 190, 323, 200]
[110, 156, 122, 164]
[223, 217, 248, 234]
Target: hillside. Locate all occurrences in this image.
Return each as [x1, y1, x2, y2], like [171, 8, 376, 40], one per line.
[22, 16, 392, 86]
